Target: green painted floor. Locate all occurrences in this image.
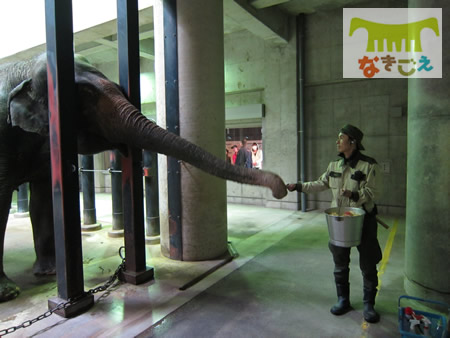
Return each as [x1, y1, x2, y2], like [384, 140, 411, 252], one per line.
[1, 194, 412, 337]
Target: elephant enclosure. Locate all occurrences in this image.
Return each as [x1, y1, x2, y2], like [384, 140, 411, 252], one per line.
[1, 194, 297, 336]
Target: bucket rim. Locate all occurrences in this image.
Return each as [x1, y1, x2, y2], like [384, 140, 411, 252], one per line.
[324, 207, 366, 217]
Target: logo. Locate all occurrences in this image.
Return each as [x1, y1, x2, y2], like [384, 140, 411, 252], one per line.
[343, 8, 442, 78]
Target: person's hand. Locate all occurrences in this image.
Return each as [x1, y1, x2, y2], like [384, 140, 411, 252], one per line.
[286, 183, 299, 192]
[341, 189, 352, 198]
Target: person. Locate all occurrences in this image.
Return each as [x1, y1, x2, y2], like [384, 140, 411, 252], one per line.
[226, 148, 232, 164]
[286, 124, 382, 323]
[251, 143, 263, 169]
[235, 139, 252, 168]
[231, 145, 238, 165]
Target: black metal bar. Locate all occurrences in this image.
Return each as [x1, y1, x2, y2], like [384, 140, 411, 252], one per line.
[16, 183, 29, 214]
[81, 155, 97, 225]
[45, 0, 93, 316]
[163, 0, 183, 260]
[117, 0, 153, 284]
[143, 150, 160, 237]
[108, 149, 124, 237]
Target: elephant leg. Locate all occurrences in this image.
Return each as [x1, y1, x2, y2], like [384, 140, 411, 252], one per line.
[29, 179, 56, 276]
[0, 178, 21, 302]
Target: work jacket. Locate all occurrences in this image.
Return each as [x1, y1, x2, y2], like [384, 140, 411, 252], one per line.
[300, 151, 379, 213]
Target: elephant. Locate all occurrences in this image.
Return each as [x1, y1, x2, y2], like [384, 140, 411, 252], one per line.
[0, 53, 287, 302]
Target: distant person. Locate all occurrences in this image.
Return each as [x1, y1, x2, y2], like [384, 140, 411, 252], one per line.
[251, 143, 263, 169]
[231, 145, 238, 165]
[226, 148, 232, 164]
[286, 124, 381, 323]
[235, 139, 252, 168]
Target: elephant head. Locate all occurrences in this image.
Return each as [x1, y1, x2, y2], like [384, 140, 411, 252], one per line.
[7, 53, 287, 199]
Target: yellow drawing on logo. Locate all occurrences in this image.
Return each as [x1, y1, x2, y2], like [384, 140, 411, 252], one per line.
[349, 17, 439, 52]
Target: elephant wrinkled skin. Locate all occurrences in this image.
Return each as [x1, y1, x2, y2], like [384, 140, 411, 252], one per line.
[0, 54, 287, 302]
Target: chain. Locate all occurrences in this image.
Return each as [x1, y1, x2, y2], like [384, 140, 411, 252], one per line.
[0, 246, 126, 337]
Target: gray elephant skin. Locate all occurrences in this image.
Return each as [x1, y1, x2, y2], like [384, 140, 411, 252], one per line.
[0, 53, 287, 302]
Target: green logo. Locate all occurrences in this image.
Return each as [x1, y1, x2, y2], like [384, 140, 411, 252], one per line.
[349, 17, 440, 52]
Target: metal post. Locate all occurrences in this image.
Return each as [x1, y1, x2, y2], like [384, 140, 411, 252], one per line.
[45, 0, 94, 317]
[297, 14, 307, 212]
[81, 155, 101, 231]
[143, 150, 160, 244]
[15, 183, 29, 217]
[163, 0, 183, 260]
[117, 0, 154, 284]
[108, 149, 124, 237]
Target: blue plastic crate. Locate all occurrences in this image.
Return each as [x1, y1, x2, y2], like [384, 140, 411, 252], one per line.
[398, 295, 448, 338]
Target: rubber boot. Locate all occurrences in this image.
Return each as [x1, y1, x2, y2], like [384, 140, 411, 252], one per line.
[363, 288, 380, 323]
[330, 283, 352, 315]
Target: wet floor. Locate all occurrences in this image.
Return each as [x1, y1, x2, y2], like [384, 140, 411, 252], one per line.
[1, 194, 413, 337]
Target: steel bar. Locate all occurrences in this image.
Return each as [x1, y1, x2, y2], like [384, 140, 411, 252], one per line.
[79, 168, 122, 174]
[163, 0, 183, 260]
[117, 0, 153, 284]
[45, 0, 93, 317]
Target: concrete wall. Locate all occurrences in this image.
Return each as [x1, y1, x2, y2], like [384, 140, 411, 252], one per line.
[87, 5, 408, 215]
[302, 4, 407, 215]
[224, 22, 299, 210]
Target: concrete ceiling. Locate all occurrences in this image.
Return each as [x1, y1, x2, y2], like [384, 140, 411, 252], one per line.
[0, 0, 370, 66]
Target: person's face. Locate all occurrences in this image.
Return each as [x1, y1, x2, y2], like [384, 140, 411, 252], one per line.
[336, 132, 352, 153]
[252, 146, 257, 152]
[233, 147, 238, 153]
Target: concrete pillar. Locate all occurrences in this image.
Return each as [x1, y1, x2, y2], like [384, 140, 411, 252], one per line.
[108, 149, 124, 238]
[177, 0, 227, 260]
[93, 153, 105, 192]
[405, 1, 450, 304]
[143, 149, 160, 245]
[15, 183, 29, 217]
[80, 155, 101, 231]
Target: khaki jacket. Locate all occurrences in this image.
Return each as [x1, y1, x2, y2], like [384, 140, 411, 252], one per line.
[301, 151, 379, 213]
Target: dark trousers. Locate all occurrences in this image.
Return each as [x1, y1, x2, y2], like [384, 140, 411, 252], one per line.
[328, 211, 382, 291]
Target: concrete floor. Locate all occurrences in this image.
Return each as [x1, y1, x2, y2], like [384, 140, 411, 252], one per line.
[0, 193, 411, 337]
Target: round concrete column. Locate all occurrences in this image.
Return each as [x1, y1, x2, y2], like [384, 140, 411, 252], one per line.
[405, 1, 450, 304]
[177, 0, 227, 260]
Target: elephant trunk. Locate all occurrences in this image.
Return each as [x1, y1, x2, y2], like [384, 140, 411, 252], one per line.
[112, 103, 287, 199]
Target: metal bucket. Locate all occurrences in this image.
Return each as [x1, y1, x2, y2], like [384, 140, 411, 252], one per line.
[324, 207, 365, 247]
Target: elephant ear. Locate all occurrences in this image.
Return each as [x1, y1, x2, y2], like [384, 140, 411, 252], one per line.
[7, 79, 49, 136]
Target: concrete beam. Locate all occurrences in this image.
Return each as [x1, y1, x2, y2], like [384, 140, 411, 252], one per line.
[92, 36, 154, 60]
[230, 0, 290, 42]
[249, 0, 290, 9]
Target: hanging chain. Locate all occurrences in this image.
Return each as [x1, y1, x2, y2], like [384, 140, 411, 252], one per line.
[0, 246, 126, 337]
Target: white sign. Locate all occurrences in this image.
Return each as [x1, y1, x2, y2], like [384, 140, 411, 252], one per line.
[343, 8, 442, 78]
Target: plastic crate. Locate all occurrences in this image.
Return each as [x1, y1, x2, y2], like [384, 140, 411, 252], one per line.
[398, 295, 448, 337]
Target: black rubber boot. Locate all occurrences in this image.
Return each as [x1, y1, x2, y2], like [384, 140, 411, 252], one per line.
[330, 283, 352, 315]
[363, 289, 380, 323]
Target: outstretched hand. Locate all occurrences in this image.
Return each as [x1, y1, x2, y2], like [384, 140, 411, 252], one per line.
[286, 183, 299, 192]
[341, 189, 352, 198]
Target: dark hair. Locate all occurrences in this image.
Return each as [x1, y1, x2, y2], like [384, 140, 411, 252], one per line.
[340, 124, 365, 150]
